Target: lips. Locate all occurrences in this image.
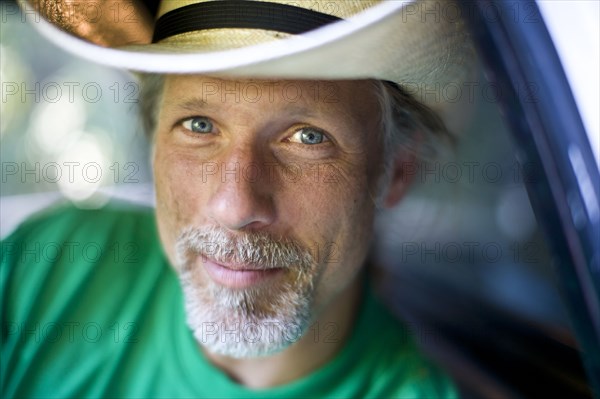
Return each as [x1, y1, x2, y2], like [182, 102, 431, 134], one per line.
[201, 257, 284, 288]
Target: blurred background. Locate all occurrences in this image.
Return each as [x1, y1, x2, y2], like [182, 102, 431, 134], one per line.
[0, 1, 593, 397]
[1, 0, 152, 237]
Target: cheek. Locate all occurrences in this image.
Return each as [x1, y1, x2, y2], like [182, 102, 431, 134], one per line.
[283, 162, 375, 294]
[153, 143, 208, 262]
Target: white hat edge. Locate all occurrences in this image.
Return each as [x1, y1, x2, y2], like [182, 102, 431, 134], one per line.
[19, 0, 415, 74]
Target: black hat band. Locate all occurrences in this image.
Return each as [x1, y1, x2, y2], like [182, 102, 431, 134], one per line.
[153, 1, 343, 43]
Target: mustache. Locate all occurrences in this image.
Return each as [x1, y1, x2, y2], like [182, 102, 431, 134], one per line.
[175, 226, 314, 271]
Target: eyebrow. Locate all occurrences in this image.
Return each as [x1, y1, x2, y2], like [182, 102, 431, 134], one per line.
[177, 98, 209, 113]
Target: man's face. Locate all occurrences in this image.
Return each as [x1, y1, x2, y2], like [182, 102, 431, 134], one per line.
[153, 76, 384, 357]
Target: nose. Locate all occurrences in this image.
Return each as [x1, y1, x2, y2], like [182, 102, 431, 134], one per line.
[205, 145, 276, 231]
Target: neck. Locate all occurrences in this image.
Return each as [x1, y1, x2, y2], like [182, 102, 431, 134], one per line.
[201, 271, 365, 389]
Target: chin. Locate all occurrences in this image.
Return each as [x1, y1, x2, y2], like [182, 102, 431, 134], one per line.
[180, 269, 315, 358]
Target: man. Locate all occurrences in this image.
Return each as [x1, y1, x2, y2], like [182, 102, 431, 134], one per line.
[2, 0, 473, 397]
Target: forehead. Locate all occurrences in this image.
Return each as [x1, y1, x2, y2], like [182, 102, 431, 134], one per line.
[161, 75, 379, 120]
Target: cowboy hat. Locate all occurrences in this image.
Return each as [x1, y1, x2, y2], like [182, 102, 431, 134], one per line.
[17, 0, 476, 131]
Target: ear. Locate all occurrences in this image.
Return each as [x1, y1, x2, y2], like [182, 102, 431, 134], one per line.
[382, 150, 418, 208]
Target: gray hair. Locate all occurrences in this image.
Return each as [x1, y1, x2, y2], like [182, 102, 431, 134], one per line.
[369, 80, 451, 203]
[137, 75, 451, 202]
[138, 73, 165, 143]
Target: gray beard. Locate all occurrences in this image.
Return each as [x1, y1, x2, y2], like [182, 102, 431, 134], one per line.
[175, 226, 317, 358]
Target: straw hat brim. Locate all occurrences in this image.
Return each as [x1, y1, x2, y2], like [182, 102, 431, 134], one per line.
[18, 0, 476, 132]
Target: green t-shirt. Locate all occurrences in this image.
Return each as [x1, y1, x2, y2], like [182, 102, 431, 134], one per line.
[1, 203, 457, 398]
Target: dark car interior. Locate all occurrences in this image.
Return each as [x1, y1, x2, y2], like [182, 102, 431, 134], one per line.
[371, 2, 599, 397]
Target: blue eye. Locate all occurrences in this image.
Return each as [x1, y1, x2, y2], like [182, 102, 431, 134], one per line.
[182, 117, 214, 133]
[290, 128, 328, 145]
